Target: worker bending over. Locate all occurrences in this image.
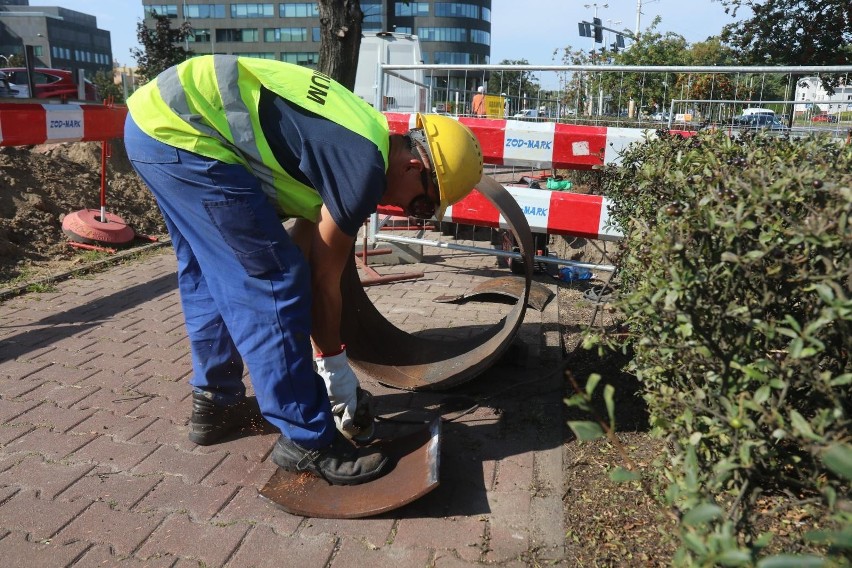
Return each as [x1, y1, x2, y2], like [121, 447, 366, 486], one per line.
[124, 55, 483, 485]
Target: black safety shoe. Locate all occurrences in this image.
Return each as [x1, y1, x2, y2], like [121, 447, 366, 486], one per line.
[271, 431, 388, 486]
[188, 392, 248, 446]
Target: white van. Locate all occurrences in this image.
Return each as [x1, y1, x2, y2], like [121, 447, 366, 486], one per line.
[512, 109, 539, 119]
[354, 32, 426, 113]
[741, 107, 775, 118]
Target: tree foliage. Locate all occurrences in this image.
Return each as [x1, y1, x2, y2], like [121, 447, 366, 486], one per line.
[605, 19, 691, 114]
[131, 12, 194, 84]
[6, 53, 26, 67]
[596, 129, 851, 565]
[555, 19, 751, 116]
[486, 59, 542, 112]
[91, 69, 123, 104]
[550, 48, 593, 114]
[553, 16, 805, 119]
[719, 0, 852, 70]
[316, 0, 363, 90]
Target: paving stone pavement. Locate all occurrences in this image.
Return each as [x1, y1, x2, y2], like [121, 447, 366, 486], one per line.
[0, 228, 566, 567]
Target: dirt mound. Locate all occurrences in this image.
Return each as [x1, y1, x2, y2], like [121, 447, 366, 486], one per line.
[0, 141, 166, 280]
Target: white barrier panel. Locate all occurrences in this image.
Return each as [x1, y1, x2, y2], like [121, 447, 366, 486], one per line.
[43, 104, 84, 143]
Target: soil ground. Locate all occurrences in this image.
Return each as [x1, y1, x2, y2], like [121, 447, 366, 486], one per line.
[0, 142, 675, 565]
[0, 142, 167, 287]
[549, 235, 679, 566]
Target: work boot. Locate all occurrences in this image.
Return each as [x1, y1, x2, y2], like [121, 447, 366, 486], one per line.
[335, 387, 377, 445]
[271, 431, 388, 486]
[188, 392, 248, 446]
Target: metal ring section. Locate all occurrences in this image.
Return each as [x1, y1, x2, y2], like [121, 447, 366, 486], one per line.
[340, 175, 534, 391]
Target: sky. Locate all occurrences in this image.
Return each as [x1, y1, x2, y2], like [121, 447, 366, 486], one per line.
[28, 0, 739, 68]
[489, 0, 738, 64]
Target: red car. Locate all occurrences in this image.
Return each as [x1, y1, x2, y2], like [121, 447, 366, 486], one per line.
[812, 114, 838, 123]
[0, 67, 98, 101]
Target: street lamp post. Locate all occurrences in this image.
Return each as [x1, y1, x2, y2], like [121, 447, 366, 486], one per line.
[182, 1, 190, 51]
[635, 0, 660, 37]
[584, 3, 608, 19]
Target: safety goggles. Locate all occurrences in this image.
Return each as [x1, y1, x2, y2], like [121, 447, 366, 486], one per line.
[406, 131, 440, 220]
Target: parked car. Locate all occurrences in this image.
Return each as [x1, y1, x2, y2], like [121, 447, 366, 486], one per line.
[735, 113, 790, 132]
[812, 113, 838, 123]
[0, 67, 98, 101]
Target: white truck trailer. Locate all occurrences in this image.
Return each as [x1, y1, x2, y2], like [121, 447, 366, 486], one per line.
[354, 32, 427, 113]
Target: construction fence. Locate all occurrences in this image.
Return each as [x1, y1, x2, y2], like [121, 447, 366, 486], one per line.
[365, 63, 852, 275]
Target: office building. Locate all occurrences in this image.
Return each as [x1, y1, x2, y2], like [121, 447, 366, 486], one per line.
[0, 0, 113, 78]
[141, 1, 491, 90]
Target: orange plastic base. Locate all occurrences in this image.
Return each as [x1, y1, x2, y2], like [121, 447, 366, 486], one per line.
[61, 209, 135, 246]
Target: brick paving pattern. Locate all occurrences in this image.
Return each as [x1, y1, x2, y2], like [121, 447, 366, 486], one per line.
[0, 227, 565, 567]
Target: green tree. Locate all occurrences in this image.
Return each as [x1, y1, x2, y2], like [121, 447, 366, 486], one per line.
[606, 18, 690, 115]
[686, 36, 738, 66]
[719, 0, 852, 90]
[553, 48, 596, 116]
[91, 68, 123, 104]
[675, 37, 744, 121]
[131, 12, 194, 84]
[689, 37, 794, 119]
[486, 59, 542, 114]
[5, 53, 26, 67]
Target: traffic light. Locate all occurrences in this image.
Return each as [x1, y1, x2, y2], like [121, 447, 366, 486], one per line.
[578, 22, 591, 38]
[616, 34, 625, 49]
[593, 17, 603, 43]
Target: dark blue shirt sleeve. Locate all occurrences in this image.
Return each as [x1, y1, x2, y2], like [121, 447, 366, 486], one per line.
[258, 88, 387, 236]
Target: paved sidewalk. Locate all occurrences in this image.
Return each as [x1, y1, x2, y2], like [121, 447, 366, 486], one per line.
[0, 230, 565, 567]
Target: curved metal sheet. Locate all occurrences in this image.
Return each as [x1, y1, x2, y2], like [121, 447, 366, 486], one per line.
[340, 175, 534, 391]
[432, 276, 554, 312]
[259, 419, 441, 519]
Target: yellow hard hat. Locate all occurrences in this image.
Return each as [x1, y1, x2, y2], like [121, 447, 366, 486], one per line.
[415, 113, 483, 221]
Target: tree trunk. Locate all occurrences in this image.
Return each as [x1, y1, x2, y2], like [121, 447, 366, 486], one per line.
[317, 0, 363, 90]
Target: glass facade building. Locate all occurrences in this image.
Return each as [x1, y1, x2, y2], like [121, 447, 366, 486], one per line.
[141, 1, 491, 88]
[0, 0, 112, 79]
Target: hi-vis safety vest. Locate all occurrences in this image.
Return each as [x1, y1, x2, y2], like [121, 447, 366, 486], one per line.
[127, 55, 390, 221]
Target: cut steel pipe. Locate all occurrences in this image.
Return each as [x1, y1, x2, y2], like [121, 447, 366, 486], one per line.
[340, 175, 534, 391]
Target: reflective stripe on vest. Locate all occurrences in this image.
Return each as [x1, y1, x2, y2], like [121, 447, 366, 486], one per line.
[127, 55, 390, 221]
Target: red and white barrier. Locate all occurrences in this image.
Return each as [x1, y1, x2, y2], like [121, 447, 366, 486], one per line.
[1, 104, 677, 172]
[379, 185, 620, 241]
[0, 102, 127, 146]
[0, 104, 626, 240]
[385, 112, 691, 170]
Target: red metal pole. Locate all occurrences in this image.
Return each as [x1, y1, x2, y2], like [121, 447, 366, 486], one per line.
[99, 96, 115, 223]
[99, 140, 108, 222]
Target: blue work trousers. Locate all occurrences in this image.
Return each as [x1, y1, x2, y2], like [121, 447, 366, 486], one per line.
[124, 114, 334, 449]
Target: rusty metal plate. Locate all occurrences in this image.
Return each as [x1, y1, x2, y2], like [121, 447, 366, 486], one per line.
[432, 276, 554, 312]
[258, 419, 440, 519]
[341, 175, 534, 391]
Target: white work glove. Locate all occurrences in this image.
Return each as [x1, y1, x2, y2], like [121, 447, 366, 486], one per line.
[315, 348, 359, 431]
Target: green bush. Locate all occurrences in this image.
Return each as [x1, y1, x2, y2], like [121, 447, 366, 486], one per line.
[595, 129, 851, 565]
